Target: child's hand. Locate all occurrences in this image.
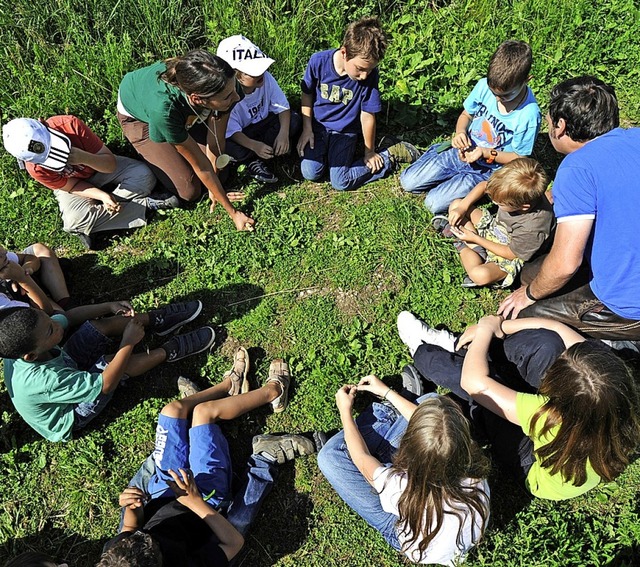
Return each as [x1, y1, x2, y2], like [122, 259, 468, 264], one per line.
[356, 374, 387, 398]
[232, 210, 255, 232]
[168, 468, 202, 508]
[459, 146, 483, 164]
[101, 193, 121, 215]
[251, 141, 275, 160]
[364, 151, 384, 173]
[296, 130, 314, 157]
[448, 204, 469, 227]
[477, 315, 505, 338]
[0, 260, 28, 284]
[457, 324, 478, 349]
[110, 301, 134, 317]
[335, 384, 357, 413]
[273, 131, 290, 156]
[452, 131, 472, 151]
[122, 315, 146, 346]
[450, 225, 478, 243]
[119, 486, 147, 509]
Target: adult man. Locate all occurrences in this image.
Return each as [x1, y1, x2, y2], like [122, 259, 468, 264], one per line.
[499, 76, 640, 340]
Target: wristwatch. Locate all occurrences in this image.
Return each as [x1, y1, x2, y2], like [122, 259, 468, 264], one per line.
[486, 149, 498, 164]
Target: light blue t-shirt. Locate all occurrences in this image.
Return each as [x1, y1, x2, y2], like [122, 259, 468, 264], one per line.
[3, 314, 104, 442]
[463, 78, 541, 168]
[552, 127, 640, 320]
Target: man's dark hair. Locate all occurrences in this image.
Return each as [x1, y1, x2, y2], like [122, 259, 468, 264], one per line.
[0, 307, 40, 359]
[549, 76, 619, 142]
[96, 531, 162, 566]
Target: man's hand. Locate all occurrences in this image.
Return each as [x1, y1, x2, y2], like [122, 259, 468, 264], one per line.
[101, 193, 121, 215]
[364, 151, 384, 173]
[498, 286, 535, 319]
[296, 129, 314, 157]
[273, 131, 290, 156]
[121, 315, 146, 346]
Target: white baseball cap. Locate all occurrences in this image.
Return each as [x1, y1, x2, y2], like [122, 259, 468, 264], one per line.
[2, 118, 71, 171]
[217, 35, 275, 76]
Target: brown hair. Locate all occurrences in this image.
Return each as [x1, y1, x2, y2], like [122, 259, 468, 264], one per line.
[96, 531, 162, 566]
[388, 396, 490, 559]
[530, 343, 640, 486]
[487, 40, 533, 91]
[342, 16, 388, 62]
[160, 49, 234, 98]
[485, 157, 548, 207]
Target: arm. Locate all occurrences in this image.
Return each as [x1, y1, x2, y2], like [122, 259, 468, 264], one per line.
[229, 131, 274, 160]
[448, 181, 487, 226]
[296, 92, 315, 156]
[174, 136, 254, 230]
[360, 111, 383, 173]
[335, 385, 383, 485]
[16, 253, 40, 276]
[64, 300, 134, 327]
[501, 317, 585, 349]
[100, 315, 145, 394]
[169, 468, 244, 561]
[67, 145, 117, 174]
[273, 109, 291, 156]
[460, 146, 522, 165]
[498, 219, 592, 319]
[0, 261, 52, 313]
[459, 316, 520, 424]
[118, 487, 146, 533]
[451, 225, 518, 260]
[357, 375, 418, 422]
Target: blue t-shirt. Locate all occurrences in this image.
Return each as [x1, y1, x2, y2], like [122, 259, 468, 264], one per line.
[464, 78, 541, 169]
[552, 127, 640, 319]
[301, 49, 382, 134]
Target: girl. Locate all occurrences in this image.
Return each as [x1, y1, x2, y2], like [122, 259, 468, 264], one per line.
[398, 311, 640, 500]
[117, 50, 255, 231]
[318, 376, 490, 565]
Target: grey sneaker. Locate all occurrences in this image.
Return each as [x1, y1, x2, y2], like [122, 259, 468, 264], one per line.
[177, 376, 201, 398]
[266, 359, 290, 413]
[247, 159, 278, 184]
[252, 432, 327, 464]
[74, 232, 96, 250]
[162, 326, 215, 362]
[149, 300, 203, 336]
[401, 364, 424, 397]
[462, 276, 480, 288]
[385, 140, 421, 164]
[147, 191, 180, 211]
[397, 311, 457, 354]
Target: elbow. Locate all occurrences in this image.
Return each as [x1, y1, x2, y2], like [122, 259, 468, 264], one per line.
[104, 156, 117, 173]
[227, 535, 245, 561]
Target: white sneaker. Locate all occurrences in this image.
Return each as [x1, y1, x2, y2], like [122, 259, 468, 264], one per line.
[396, 311, 457, 355]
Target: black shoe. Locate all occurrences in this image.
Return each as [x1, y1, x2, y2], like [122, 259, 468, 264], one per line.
[247, 160, 278, 184]
[147, 191, 181, 211]
[74, 232, 96, 250]
[252, 432, 327, 464]
[401, 364, 424, 397]
[161, 326, 216, 362]
[149, 300, 203, 336]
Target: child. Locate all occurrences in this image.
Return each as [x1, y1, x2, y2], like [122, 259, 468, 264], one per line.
[319, 377, 490, 565]
[217, 35, 301, 184]
[435, 157, 554, 288]
[0, 242, 72, 310]
[397, 311, 640, 500]
[2, 116, 178, 249]
[297, 16, 420, 191]
[400, 40, 541, 213]
[0, 300, 214, 441]
[4, 552, 66, 567]
[98, 356, 324, 565]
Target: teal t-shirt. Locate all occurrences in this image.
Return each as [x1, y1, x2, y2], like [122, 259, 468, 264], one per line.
[3, 314, 103, 442]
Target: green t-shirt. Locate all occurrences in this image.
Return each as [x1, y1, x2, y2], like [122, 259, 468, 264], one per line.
[516, 392, 601, 500]
[3, 314, 103, 442]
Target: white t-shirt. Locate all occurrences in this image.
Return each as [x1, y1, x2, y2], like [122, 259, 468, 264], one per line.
[225, 72, 289, 137]
[373, 467, 490, 565]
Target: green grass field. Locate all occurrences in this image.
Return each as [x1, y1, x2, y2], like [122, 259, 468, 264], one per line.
[1, 0, 640, 565]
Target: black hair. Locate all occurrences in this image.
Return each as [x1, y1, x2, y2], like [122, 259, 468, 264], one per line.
[4, 551, 57, 567]
[0, 306, 40, 359]
[548, 76, 619, 142]
[96, 531, 162, 566]
[160, 49, 234, 98]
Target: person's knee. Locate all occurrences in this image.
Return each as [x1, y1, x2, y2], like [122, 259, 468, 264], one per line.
[423, 192, 447, 214]
[30, 242, 54, 258]
[161, 399, 190, 419]
[329, 170, 351, 191]
[301, 160, 324, 182]
[467, 265, 503, 286]
[176, 180, 202, 202]
[135, 164, 157, 197]
[191, 401, 220, 425]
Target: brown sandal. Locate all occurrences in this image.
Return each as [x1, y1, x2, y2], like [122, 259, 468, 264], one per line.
[265, 359, 290, 413]
[225, 347, 250, 396]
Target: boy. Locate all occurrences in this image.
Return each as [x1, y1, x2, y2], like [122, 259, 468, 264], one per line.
[2, 116, 178, 249]
[0, 300, 214, 441]
[434, 157, 554, 288]
[401, 40, 541, 213]
[296, 16, 419, 191]
[217, 35, 301, 184]
[98, 356, 324, 566]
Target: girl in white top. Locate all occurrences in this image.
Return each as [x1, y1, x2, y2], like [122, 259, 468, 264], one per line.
[318, 375, 490, 565]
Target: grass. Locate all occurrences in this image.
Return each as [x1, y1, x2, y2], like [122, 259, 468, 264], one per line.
[1, 0, 640, 566]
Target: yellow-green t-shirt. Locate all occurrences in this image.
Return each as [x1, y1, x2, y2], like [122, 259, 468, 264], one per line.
[516, 392, 601, 500]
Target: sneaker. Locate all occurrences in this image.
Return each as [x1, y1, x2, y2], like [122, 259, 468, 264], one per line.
[247, 160, 278, 184]
[265, 359, 290, 413]
[462, 276, 479, 288]
[177, 376, 201, 398]
[252, 431, 327, 464]
[225, 347, 250, 396]
[149, 300, 203, 336]
[147, 191, 180, 211]
[385, 140, 421, 164]
[74, 232, 96, 250]
[401, 364, 424, 397]
[397, 311, 457, 355]
[162, 326, 216, 363]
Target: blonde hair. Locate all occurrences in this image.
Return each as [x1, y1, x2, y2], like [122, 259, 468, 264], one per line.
[389, 396, 490, 558]
[486, 157, 548, 208]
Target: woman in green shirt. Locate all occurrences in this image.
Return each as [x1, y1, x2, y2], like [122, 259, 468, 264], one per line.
[118, 50, 254, 231]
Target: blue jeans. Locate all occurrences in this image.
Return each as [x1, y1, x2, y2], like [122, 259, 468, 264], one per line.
[300, 122, 393, 191]
[317, 393, 438, 551]
[399, 145, 491, 213]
